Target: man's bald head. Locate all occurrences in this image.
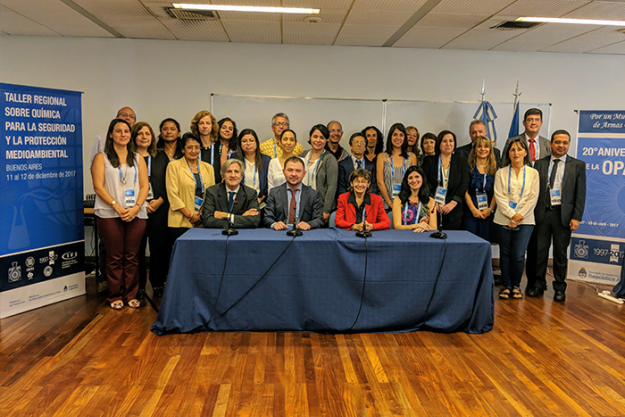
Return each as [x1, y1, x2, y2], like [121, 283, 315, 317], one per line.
[116, 107, 136, 127]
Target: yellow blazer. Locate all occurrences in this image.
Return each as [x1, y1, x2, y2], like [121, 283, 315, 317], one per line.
[166, 158, 215, 228]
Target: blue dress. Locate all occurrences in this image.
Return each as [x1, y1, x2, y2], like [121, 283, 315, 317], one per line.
[462, 167, 496, 242]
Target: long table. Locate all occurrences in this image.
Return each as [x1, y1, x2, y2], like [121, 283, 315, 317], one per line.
[151, 229, 494, 335]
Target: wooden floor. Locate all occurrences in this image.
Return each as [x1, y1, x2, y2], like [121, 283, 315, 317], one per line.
[1, 277, 624, 417]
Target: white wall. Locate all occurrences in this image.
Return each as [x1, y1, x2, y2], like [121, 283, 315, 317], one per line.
[2, 35, 624, 195]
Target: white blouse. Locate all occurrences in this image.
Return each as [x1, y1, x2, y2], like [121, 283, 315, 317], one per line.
[493, 165, 539, 226]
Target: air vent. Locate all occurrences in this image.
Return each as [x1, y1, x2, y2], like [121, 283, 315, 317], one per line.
[491, 20, 541, 30]
[167, 8, 217, 20]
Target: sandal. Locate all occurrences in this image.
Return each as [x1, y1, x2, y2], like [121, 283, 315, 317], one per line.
[127, 299, 140, 309]
[499, 288, 510, 300]
[110, 300, 123, 310]
[511, 287, 523, 300]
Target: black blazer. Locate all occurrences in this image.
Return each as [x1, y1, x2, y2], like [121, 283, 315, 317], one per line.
[534, 155, 586, 227]
[262, 183, 325, 229]
[337, 157, 379, 197]
[146, 150, 170, 222]
[238, 154, 271, 200]
[201, 182, 260, 228]
[421, 154, 470, 224]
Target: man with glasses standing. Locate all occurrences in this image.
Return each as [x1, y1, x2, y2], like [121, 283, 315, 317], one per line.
[260, 113, 304, 158]
[326, 120, 350, 162]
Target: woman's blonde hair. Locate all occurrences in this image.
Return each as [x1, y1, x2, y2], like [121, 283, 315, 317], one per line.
[468, 136, 497, 176]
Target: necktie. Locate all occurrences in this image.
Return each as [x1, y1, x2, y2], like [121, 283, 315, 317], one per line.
[529, 138, 536, 163]
[549, 159, 560, 189]
[356, 159, 362, 169]
[289, 189, 298, 224]
[228, 191, 235, 212]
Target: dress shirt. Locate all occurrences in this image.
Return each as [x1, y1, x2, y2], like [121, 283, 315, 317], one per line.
[493, 165, 540, 226]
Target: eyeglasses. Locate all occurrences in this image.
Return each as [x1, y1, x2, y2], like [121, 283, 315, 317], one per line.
[273, 122, 289, 127]
[185, 146, 200, 151]
[330, 129, 343, 134]
[118, 112, 136, 120]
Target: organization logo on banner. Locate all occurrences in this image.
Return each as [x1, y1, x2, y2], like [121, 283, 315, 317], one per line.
[574, 240, 589, 259]
[8, 261, 22, 283]
[43, 266, 53, 277]
[61, 251, 78, 269]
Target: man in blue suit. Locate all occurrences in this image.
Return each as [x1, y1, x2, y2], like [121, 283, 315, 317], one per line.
[526, 130, 586, 301]
[263, 156, 324, 230]
[337, 132, 378, 198]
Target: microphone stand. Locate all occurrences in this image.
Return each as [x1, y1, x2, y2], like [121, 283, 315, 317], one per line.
[287, 208, 303, 237]
[430, 204, 447, 239]
[356, 204, 371, 238]
[222, 198, 238, 236]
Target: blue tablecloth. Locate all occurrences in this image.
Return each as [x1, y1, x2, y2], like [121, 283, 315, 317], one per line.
[151, 229, 494, 334]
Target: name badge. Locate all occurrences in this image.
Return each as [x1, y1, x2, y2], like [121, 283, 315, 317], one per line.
[550, 189, 561, 206]
[124, 189, 136, 208]
[508, 200, 518, 210]
[392, 183, 401, 198]
[147, 182, 154, 200]
[434, 186, 447, 205]
[476, 192, 488, 210]
[194, 196, 204, 212]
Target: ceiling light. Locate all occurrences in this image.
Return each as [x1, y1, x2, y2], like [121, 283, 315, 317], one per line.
[173, 3, 320, 14]
[516, 17, 625, 27]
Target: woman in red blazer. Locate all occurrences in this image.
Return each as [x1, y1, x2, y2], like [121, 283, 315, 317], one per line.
[335, 169, 391, 231]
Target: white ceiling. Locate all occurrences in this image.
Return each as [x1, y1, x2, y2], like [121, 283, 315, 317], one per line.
[2, 0, 625, 54]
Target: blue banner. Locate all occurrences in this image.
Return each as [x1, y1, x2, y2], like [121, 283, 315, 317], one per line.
[1, 83, 83, 256]
[570, 110, 625, 285]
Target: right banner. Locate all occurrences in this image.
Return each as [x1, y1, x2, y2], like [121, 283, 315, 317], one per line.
[568, 110, 625, 284]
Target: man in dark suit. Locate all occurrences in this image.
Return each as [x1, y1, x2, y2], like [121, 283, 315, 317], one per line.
[201, 159, 260, 228]
[455, 120, 501, 165]
[337, 132, 378, 198]
[526, 130, 586, 301]
[263, 156, 325, 230]
[501, 108, 550, 167]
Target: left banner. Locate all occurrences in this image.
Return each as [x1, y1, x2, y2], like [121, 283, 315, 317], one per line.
[1, 83, 85, 318]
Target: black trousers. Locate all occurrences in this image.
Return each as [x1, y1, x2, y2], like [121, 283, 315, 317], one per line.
[524, 228, 539, 290]
[534, 207, 572, 292]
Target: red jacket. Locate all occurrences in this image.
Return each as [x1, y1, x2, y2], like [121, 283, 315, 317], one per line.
[335, 192, 391, 231]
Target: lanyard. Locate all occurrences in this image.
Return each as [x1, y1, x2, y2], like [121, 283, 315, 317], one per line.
[548, 157, 566, 187]
[508, 165, 526, 198]
[273, 139, 278, 158]
[403, 200, 422, 225]
[243, 160, 258, 186]
[476, 163, 487, 192]
[118, 164, 137, 185]
[437, 156, 449, 184]
[147, 155, 151, 178]
[307, 150, 324, 179]
[390, 155, 407, 179]
[187, 159, 205, 194]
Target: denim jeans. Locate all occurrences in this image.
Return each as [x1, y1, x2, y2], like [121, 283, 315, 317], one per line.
[495, 223, 534, 289]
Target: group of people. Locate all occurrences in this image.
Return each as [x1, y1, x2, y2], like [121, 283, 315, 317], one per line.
[91, 107, 586, 310]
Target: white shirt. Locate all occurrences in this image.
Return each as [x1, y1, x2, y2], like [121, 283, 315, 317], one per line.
[493, 165, 540, 226]
[548, 154, 567, 194]
[90, 132, 106, 166]
[243, 159, 260, 193]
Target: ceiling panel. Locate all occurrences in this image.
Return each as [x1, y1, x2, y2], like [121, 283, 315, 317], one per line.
[416, 13, 491, 29]
[443, 27, 523, 50]
[431, 0, 517, 15]
[497, 0, 592, 18]
[0, 7, 60, 36]
[393, 27, 466, 48]
[74, 0, 153, 18]
[335, 24, 400, 46]
[157, 17, 230, 42]
[541, 26, 625, 52]
[216, 11, 281, 21]
[284, 0, 353, 7]
[283, 9, 347, 24]
[344, 10, 411, 25]
[507, 23, 598, 43]
[588, 40, 625, 54]
[490, 41, 557, 52]
[110, 18, 175, 40]
[352, 0, 428, 12]
[222, 19, 281, 43]
[283, 21, 340, 45]
[565, 0, 625, 18]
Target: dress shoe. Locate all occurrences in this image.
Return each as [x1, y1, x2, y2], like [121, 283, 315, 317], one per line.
[136, 289, 145, 300]
[554, 290, 566, 302]
[527, 287, 544, 297]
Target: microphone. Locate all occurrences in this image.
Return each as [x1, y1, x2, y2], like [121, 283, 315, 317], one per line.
[222, 195, 239, 236]
[356, 204, 371, 238]
[430, 203, 447, 239]
[286, 204, 303, 236]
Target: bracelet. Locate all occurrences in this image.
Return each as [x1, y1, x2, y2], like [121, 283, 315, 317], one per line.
[110, 200, 116, 207]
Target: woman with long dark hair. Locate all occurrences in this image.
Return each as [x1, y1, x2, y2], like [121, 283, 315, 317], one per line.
[156, 118, 182, 161]
[236, 128, 271, 206]
[392, 166, 437, 232]
[92, 118, 148, 309]
[362, 126, 384, 163]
